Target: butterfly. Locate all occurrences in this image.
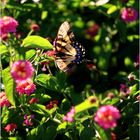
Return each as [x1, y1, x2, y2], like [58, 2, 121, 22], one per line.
[53, 21, 86, 72]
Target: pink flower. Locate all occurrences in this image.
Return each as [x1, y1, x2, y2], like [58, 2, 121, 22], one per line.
[0, 16, 18, 35]
[121, 8, 138, 22]
[94, 105, 121, 129]
[23, 114, 34, 126]
[29, 97, 39, 104]
[4, 123, 17, 132]
[11, 60, 34, 82]
[0, 92, 10, 107]
[16, 79, 36, 96]
[63, 106, 75, 123]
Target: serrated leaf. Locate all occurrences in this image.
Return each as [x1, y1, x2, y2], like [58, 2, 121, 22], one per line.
[22, 35, 53, 50]
[2, 67, 16, 106]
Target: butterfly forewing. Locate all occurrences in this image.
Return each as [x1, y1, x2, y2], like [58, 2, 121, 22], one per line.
[54, 21, 85, 72]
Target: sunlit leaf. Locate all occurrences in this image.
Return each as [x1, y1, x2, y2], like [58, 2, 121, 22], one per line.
[2, 67, 16, 106]
[22, 35, 53, 50]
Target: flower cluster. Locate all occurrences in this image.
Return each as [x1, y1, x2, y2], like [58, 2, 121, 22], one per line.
[46, 100, 58, 110]
[94, 105, 121, 129]
[63, 106, 76, 123]
[121, 8, 138, 22]
[0, 16, 18, 36]
[23, 114, 34, 126]
[11, 60, 36, 96]
[16, 79, 36, 96]
[0, 92, 10, 107]
[11, 60, 34, 82]
[4, 123, 17, 132]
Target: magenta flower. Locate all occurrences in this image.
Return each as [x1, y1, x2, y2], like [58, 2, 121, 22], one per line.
[0, 16, 18, 35]
[4, 123, 17, 132]
[0, 92, 10, 107]
[16, 79, 36, 96]
[94, 105, 121, 129]
[63, 106, 76, 123]
[121, 7, 138, 22]
[23, 114, 34, 126]
[11, 60, 34, 82]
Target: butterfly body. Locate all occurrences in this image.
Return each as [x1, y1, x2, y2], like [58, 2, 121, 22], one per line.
[54, 21, 85, 72]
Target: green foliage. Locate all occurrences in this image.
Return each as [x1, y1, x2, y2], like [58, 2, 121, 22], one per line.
[2, 67, 16, 106]
[22, 35, 53, 50]
[1, 0, 139, 139]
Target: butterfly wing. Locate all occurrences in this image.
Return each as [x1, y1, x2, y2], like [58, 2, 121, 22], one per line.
[54, 21, 85, 72]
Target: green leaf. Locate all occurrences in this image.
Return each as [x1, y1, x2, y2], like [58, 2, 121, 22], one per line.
[6, 137, 23, 140]
[29, 104, 50, 117]
[80, 126, 95, 140]
[44, 126, 57, 140]
[0, 45, 8, 54]
[25, 49, 36, 60]
[116, 19, 127, 42]
[35, 73, 66, 92]
[75, 96, 99, 113]
[94, 123, 111, 140]
[41, 11, 48, 20]
[2, 67, 16, 106]
[107, 5, 117, 14]
[130, 84, 139, 96]
[22, 35, 53, 50]
[57, 122, 68, 132]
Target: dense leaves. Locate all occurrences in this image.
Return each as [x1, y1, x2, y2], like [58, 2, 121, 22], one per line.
[0, 0, 139, 140]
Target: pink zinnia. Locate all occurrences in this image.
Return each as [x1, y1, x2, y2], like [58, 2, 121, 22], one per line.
[94, 105, 121, 129]
[16, 79, 36, 96]
[121, 7, 138, 22]
[0, 91, 10, 107]
[63, 106, 75, 122]
[0, 16, 18, 35]
[11, 60, 34, 82]
[4, 123, 17, 132]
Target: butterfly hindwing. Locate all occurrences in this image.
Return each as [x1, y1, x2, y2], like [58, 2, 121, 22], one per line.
[54, 21, 85, 72]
